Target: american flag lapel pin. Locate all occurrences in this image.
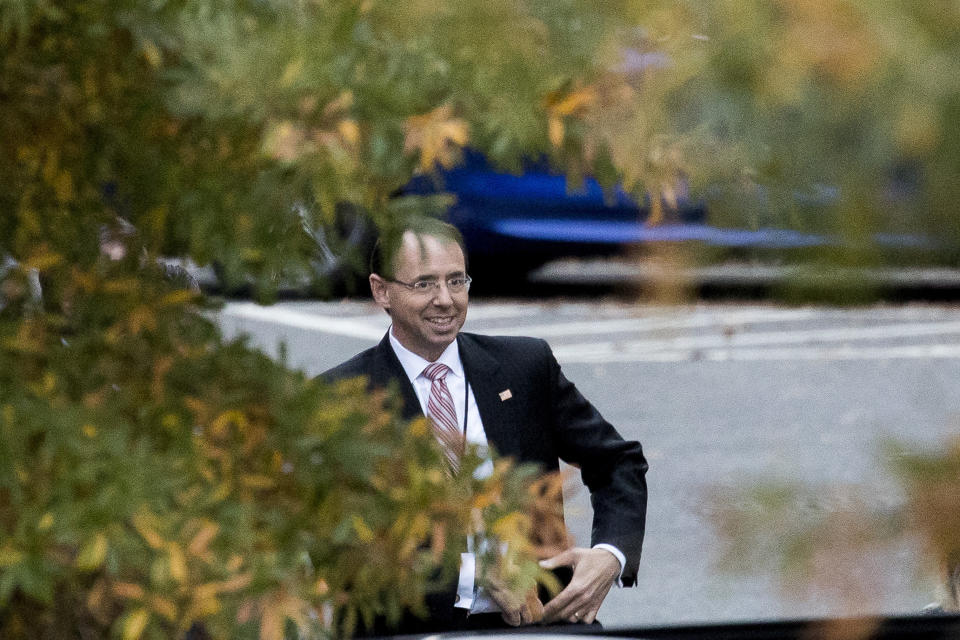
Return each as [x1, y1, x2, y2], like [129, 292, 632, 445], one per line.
[499, 389, 513, 402]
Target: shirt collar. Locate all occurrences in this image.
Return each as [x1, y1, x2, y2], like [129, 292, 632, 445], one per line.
[388, 326, 464, 382]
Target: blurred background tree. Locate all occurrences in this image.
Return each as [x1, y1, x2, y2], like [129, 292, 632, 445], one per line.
[3, 0, 960, 637]
[549, 1, 960, 297]
[4, 0, 958, 295]
[705, 436, 960, 617]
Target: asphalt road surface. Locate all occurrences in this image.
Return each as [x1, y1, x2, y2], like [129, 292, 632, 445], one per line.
[217, 299, 960, 628]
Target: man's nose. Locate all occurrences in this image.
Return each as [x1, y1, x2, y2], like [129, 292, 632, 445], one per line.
[431, 281, 455, 305]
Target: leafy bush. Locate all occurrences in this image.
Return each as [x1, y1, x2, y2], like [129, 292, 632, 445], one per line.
[1, 1, 624, 636]
[0, 259, 552, 638]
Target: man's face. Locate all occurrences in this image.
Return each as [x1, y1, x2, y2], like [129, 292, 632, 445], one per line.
[370, 231, 468, 361]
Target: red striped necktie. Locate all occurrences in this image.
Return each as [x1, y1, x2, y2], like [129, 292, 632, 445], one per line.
[422, 362, 465, 472]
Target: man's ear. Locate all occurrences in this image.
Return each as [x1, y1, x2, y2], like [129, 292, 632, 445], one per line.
[370, 274, 390, 310]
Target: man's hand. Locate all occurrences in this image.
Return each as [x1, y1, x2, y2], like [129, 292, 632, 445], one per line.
[540, 547, 620, 624]
[485, 576, 545, 626]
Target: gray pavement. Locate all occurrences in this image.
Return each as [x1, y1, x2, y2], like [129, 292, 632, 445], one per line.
[216, 299, 960, 628]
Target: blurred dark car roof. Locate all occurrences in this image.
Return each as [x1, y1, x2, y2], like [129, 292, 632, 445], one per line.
[377, 614, 960, 640]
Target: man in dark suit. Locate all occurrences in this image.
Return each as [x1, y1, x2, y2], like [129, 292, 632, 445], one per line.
[323, 218, 647, 633]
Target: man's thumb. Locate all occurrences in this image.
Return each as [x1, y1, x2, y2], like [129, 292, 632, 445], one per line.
[539, 548, 575, 569]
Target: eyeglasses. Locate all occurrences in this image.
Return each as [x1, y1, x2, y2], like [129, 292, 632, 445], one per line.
[387, 275, 472, 294]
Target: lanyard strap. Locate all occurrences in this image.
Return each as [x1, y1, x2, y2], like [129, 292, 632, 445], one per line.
[462, 379, 469, 437]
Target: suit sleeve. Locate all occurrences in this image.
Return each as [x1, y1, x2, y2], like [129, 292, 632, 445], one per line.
[543, 340, 648, 587]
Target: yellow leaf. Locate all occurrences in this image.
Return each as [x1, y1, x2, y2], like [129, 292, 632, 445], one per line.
[77, 533, 108, 571]
[39, 371, 57, 394]
[132, 511, 165, 550]
[315, 578, 329, 596]
[22, 247, 62, 269]
[168, 543, 188, 584]
[409, 513, 430, 539]
[280, 58, 304, 88]
[226, 554, 244, 572]
[403, 105, 469, 171]
[352, 515, 374, 543]
[0, 546, 23, 567]
[185, 593, 221, 620]
[409, 417, 428, 437]
[260, 606, 284, 640]
[188, 521, 219, 559]
[128, 305, 158, 335]
[211, 481, 232, 502]
[142, 41, 162, 68]
[112, 582, 146, 600]
[545, 85, 597, 117]
[192, 582, 219, 603]
[337, 119, 360, 146]
[216, 572, 252, 594]
[86, 578, 109, 622]
[103, 277, 140, 294]
[263, 120, 308, 163]
[323, 90, 354, 117]
[82, 424, 98, 438]
[491, 512, 527, 539]
[548, 117, 564, 148]
[159, 289, 196, 307]
[210, 410, 248, 438]
[240, 474, 277, 490]
[237, 598, 255, 624]
[122, 608, 150, 640]
[149, 595, 178, 621]
[38, 512, 54, 532]
[472, 489, 498, 510]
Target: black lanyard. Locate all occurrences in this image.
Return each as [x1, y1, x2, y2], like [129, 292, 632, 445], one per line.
[462, 379, 470, 437]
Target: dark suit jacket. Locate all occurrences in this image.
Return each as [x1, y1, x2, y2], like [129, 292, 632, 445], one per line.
[324, 332, 648, 569]
[322, 332, 648, 630]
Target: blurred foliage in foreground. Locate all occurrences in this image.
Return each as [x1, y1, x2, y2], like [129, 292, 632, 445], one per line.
[2, 0, 604, 636]
[706, 436, 960, 614]
[3, 0, 960, 637]
[671, 2, 960, 253]
[0, 257, 557, 638]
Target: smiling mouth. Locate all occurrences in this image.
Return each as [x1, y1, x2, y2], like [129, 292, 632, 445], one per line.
[426, 316, 456, 330]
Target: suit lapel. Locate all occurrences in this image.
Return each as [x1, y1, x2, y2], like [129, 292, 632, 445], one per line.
[370, 334, 422, 421]
[373, 332, 524, 458]
[458, 334, 522, 458]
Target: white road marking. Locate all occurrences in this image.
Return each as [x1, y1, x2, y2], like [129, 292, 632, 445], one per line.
[463, 304, 545, 320]
[558, 343, 960, 364]
[487, 307, 823, 338]
[554, 320, 960, 360]
[221, 302, 386, 340]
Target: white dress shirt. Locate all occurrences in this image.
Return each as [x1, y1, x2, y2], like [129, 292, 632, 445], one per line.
[387, 328, 625, 612]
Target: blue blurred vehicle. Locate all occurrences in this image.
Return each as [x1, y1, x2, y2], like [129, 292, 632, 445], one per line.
[402, 151, 846, 285]
[399, 150, 946, 292]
